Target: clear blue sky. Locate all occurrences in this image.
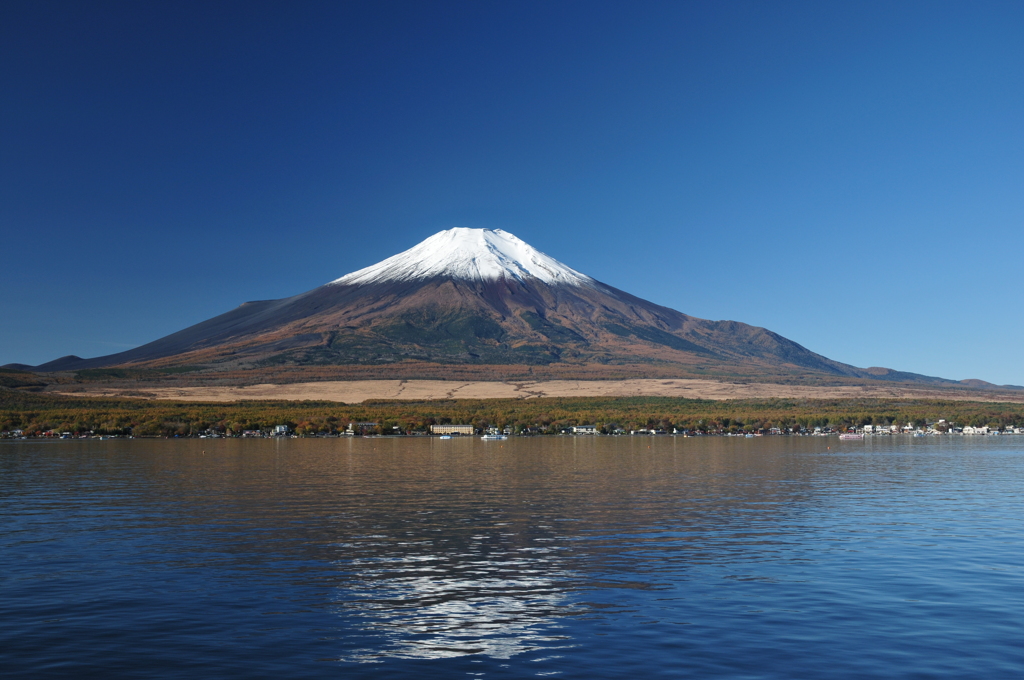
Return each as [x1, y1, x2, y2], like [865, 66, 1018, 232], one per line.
[2, 1, 1022, 383]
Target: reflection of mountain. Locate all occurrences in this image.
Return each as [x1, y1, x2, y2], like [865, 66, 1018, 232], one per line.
[320, 436, 826, 662]
[9, 419, 1014, 676]
[16, 228, 967, 386]
[69, 436, 830, 665]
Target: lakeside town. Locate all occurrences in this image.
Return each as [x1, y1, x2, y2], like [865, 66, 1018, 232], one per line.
[4, 418, 1022, 440]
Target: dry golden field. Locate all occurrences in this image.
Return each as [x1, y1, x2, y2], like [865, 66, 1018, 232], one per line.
[57, 378, 1024, 404]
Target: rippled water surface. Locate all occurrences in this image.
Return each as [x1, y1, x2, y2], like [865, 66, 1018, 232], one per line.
[4, 436, 1024, 678]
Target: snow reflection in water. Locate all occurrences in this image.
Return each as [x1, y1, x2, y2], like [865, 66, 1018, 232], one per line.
[337, 548, 577, 661]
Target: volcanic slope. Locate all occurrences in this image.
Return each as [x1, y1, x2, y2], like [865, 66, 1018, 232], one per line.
[20, 228, 946, 384]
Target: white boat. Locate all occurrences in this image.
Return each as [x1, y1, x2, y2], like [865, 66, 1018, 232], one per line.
[480, 434, 508, 441]
[439, 435, 452, 440]
[839, 433, 864, 440]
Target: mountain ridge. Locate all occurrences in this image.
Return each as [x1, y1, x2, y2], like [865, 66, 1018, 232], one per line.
[4, 228, 1004, 390]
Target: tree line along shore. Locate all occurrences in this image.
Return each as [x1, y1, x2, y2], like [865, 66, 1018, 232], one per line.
[2, 389, 1024, 439]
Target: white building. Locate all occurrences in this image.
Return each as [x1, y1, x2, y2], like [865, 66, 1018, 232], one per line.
[431, 424, 474, 435]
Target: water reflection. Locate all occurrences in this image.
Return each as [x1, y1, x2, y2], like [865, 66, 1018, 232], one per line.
[6, 435, 1024, 679]
[321, 435, 826, 662]
[338, 550, 575, 660]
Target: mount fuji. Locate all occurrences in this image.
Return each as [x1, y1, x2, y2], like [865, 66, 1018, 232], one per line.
[14, 228, 949, 384]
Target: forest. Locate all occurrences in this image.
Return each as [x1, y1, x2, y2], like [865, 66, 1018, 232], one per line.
[3, 388, 1023, 437]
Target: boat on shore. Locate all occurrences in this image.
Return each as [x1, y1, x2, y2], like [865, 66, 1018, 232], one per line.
[839, 433, 864, 440]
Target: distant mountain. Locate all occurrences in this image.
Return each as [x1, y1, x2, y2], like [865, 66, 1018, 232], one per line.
[5, 228, 971, 386]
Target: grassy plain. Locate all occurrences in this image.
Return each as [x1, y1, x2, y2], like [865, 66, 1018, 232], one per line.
[51, 377, 1024, 404]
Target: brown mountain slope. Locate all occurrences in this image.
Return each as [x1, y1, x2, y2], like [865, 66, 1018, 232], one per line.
[23, 275, 944, 386]
[12, 228, 966, 387]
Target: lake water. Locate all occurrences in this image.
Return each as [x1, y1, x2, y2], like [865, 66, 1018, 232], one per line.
[4, 435, 1024, 678]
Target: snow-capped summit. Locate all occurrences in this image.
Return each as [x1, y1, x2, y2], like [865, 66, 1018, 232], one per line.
[331, 228, 596, 287]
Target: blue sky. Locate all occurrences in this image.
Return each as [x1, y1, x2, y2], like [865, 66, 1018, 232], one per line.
[2, 1, 1022, 383]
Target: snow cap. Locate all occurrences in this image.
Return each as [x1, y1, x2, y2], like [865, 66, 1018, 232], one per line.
[331, 228, 595, 287]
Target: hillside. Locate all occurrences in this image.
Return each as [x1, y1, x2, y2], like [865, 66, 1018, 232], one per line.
[5, 228, 996, 391]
